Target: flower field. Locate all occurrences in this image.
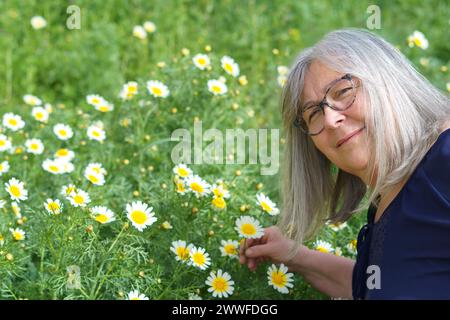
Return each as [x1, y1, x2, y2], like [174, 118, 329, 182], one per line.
[0, 0, 448, 300]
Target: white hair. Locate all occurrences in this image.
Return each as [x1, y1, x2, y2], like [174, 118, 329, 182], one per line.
[279, 28, 450, 254]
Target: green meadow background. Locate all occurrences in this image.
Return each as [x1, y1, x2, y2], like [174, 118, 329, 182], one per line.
[0, 0, 448, 300]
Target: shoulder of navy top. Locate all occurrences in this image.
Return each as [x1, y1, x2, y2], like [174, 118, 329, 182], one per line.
[352, 128, 450, 300]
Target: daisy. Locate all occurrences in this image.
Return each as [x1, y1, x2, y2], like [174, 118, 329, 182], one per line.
[127, 290, 149, 300]
[32, 106, 49, 122]
[126, 201, 157, 232]
[61, 161, 75, 174]
[90, 206, 115, 224]
[170, 240, 193, 264]
[0, 161, 10, 176]
[10, 228, 25, 241]
[5, 178, 28, 202]
[172, 164, 192, 179]
[211, 184, 230, 199]
[267, 264, 294, 294]
[23, 94, 42, 106]
[256, 193, 280, 216]
[147, 80, 170, 98]
[314, 240, 334, 254]
[87, 125, 106, 142]
[68, 189, 91, 208]
[30, 16, 47, 29]
[235, 216, 264, 239]
[407, 30, 429, 49]
[84, 168, 105, 186]
[277, 75, 287, 87]
[0, 134, 12, 152]
[133, 26, 147, 40]
[211, 196, 226, 210]
[219, 239, 239, 258]
[54, 148, 75, 162]
[11, 202, 21, 218]
[189, 246, 211, 270]
[174, 178, 187, 195]
[119, 81, 138, 100]
[185, 175, 210, 198]
[220, 56, 240, 77]
[25, 139, 45, 155]
[53, 124, 73, 140]
[86, 163, 107, 176]
[42, 159, 65, 175]
[207, 79, 228, 95]
[192, 54, 211, 70]
[277, 66, 289, 76]
[335, 247, 343, 257]
[3, 113, 25, 131]
[61, 184, 77, 197]
[95, 100, 114, 112]
[327, 221, 348, 232]
[143, 21, 156, 33]
[346, 239, 357, 255]
[238, 75, 248, 86]
[44, 199, 63, 215]
[205, 269, 235, 298]
[86, 94, 104, 106]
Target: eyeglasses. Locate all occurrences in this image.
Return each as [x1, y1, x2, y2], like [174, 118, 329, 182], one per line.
[294, 74, 358, 136]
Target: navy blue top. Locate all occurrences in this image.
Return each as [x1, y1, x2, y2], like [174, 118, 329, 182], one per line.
[352, 128, 450, 299]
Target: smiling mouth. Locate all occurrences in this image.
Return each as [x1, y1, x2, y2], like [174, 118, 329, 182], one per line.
[337, 127, 365, 148]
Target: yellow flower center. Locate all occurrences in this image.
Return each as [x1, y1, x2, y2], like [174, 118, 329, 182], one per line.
[56, 149, 69, 157]
[241, 223, 256, 236]
[13, 231, 24, 241]
[95, 214, 108, 224]
[176, 247, 190, 260]
[10, 185, 21, 197]
[31, 143, 39, 150]
[212, 197, 226, 209]
[212, 85, 222, 93]
[99, 105, 110, 112]
[176, 182, 185, 193]
[224, 63, 233, 73]
[192, 252, 205, 265]
[0, 164, 3, 171]
[198, 58, 206, 65]
[48, 202, 60, 211]
[260, 201, 273, 213]
[59, 130, 67, 137]
[66, 187, 75, 195]
[88, 175, 99, 184]
[152, 87, 162, 96]
[212, 277, 228, 292]
[316, 246, 330, 253]
[128, 86, 137, 93]
[36, 112, 43, 119]
[224, 244, 237, 255]
[271, 271, 287, 287]
[131, 210, 147, 225]
[190, 182, 204, 193]
[9, 119, 18, 126]
[73, 195, 84, 204]
[177, 168, 189, 177]
[49, 165, 59, 172]
[92, 98, 100, 104]
[0, 140, 5, 146]
[93, 130, 101, 138]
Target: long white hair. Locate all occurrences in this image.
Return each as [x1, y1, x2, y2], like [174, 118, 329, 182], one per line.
[279, 28, 450, 252]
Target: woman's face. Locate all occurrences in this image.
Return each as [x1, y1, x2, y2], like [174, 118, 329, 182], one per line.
[301, 61, 370, 183]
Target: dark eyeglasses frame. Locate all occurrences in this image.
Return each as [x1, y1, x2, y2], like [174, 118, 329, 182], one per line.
[293, 74, 358, 136]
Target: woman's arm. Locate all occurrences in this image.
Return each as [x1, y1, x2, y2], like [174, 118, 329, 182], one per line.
[240, 226, 355, 299]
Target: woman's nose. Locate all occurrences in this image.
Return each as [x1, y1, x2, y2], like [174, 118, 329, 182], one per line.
[323, 105, 345, 129]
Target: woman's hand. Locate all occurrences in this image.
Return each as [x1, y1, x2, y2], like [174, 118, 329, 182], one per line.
[239, 226, 299, 271]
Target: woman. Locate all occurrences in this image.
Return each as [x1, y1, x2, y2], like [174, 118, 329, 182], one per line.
[239, 29, 450, 299]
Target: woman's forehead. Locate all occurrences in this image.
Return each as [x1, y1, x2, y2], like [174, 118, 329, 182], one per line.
[301, 62, 342, 101]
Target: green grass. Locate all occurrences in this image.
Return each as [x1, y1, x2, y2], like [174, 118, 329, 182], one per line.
[0, 0, 448, 300]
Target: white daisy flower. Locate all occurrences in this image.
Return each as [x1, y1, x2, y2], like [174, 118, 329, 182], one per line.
[25, 138, 45, 155]
[0, 134, 12, 152]
[185, 175, 210, 198]
[53, 124, 73, 140]
[192, 54, 211, 70]
[127, 290, 149, 300]
[205, 269, 235, 298]
[174, 177, 187, 195]
[126, 201, 157, 232]
[86, 94, 105, 107]
[267, 264, 294, 294]
[23, 94, 42, 106]
[5, 178, 28, 202]
[133, 26, 147, 40]
[44, 199, 63, 215]
[30, 16, 47, 29]
[189, 246, 211, 270]
[61, 161, 75, 174]
[143, 21, 156, 33]
[84, 168, 105, 186]
[0, 161, 10, 176]
[44, 103, 53, 113]
[86, 163, 107, 176]
[90, 206, 115, 224]
[9, 228, 25, 241]
[172, 164, 192, 179]
[119, 81, 138, 100]
[220, 56, 240, 77]
[277, 75, 287, 87]
[3, 113, 25, 131]
[31, 106, 49, 122]
[211, 196, 227, 210]
[54, 148, 75, 162]
[219, 239, 239, 258]
[42, 158, 65, 175]
[407, 30, 429, 49]
[96, 101, 114, 113]
[207, 79, 228, 95]
[256, 192, 279, 216]
[327, 221, 348, 232]
[277, 66, 289, 76]
[314, 240, 334, 254]
[346, 240, 357, 255]
[61, 184, 77, 197]
[11, 202, 21, 218]
[235, 216, 264, 239]
[87, 125, 106, 142]
[211, 184, 230, 199]
[335, 247, 343, 257]
[68, 189, 91, 208]
[147, 80, 170, 98]
[170, 240, 194, 264]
